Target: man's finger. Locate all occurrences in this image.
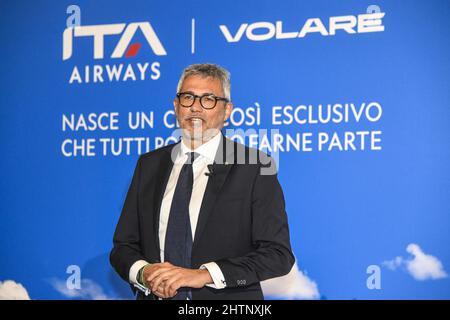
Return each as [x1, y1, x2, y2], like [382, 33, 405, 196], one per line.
[146, 265, 176, 283]
[151, 268, 178, 292]
[152, 281, 170, 299]
[153, 288, 166, 299]
[151, 268, 181, 291]
[163, 275, 179, 297]
[163, 274, 183, 297]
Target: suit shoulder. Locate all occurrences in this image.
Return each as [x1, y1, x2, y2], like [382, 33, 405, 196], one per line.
[225, 138, 275, 169]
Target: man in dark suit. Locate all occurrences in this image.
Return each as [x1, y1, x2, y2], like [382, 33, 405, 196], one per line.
[110, 63, 294, 300]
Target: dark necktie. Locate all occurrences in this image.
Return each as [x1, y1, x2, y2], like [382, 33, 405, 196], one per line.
[164, 151, 199, 300]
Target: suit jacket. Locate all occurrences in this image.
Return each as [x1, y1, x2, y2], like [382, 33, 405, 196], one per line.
[110, 134, 295, 300]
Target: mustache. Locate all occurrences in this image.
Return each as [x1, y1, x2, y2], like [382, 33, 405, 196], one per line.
[184, 115, 205, 121]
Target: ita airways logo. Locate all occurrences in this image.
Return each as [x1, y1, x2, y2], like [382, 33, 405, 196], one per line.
[62, 22, 167, 60]
[62, 6, 166, 85]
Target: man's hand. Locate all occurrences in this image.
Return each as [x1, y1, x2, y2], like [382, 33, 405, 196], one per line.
[143, 262, 213, 299]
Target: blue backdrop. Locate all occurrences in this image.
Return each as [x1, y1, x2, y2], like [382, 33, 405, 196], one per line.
[1, 0, 449, 299]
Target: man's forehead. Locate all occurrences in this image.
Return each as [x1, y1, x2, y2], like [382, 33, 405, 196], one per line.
[180, 75, 223, 92]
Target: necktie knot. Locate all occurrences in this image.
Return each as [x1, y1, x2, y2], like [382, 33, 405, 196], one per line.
[186, 152, 200, 165]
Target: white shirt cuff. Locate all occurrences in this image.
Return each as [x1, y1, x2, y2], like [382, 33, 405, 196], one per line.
[200, 262, 227, 289]
[129, 260, 150, 284]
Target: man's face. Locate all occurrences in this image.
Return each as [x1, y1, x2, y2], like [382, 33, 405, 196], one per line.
[174, 75, 232, 141]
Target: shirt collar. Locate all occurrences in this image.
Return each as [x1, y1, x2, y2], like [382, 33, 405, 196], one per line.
[180, 131, 222, 162]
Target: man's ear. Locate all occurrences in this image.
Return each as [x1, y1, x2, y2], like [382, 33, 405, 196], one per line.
[173, 99, 178, 114]
[224, 102, 233, 121]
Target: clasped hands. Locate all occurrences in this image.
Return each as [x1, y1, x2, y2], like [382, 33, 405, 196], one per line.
[142, 262, 213, 299]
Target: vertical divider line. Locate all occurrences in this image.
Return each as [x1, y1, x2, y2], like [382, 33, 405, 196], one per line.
[191, 18, 195, 54]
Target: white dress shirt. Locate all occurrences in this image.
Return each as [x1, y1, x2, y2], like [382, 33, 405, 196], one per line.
[129, 132, 227, 290]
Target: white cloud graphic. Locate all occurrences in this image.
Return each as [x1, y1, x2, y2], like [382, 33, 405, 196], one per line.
[50, 278, 111, 300]
[405, 244, 448, 280]
[0, 280, 30, 300]
[261, 262, 320, 299]
[382, 243, 448, 281]
[382, 256, 403, 270]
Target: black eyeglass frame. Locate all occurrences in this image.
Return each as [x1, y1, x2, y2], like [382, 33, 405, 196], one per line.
[176, 92, 229, 110]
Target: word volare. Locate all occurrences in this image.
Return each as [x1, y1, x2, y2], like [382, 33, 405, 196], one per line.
[220, 12, 385, 42]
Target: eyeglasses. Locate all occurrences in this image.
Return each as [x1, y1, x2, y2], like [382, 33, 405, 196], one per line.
[176, 92, 229, 110]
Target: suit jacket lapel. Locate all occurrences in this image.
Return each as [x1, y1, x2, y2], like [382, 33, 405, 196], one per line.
[193, 135, 235, 249]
